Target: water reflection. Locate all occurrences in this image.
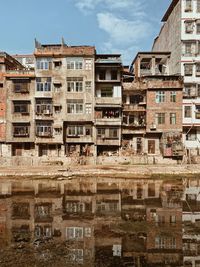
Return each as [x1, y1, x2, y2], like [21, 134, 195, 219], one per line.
[0, 177, 199, 266]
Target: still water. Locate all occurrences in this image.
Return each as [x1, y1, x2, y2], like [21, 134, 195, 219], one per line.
[0, 176, 199, 267]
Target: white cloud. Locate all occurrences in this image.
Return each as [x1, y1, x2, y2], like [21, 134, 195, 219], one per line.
[74, 0, 145, 16]
[101, 41, 139, 65]
[97, 12, 151, 45]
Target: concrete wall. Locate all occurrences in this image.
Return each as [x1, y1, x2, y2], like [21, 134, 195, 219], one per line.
[152, 1, 182, 75]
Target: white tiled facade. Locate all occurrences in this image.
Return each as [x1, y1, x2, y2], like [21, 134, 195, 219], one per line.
[153, 0, 200, 152]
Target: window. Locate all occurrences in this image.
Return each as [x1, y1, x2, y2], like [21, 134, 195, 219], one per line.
[99, 70, 106, 80]
[53, 83, 62, 92]
[170, 113, 176, 125]
[66, 227, 83, 240]
[13, 101, 29, 114]
[36, 122, 53, 137]
[0, 83, 3, 88]
[54, 61, 62, 68]
[148, 183, 155, 197]
[65, 202, 85, 213]
[170, 91, 176, 102]
[68, 126, 83, 136]
[197, 0, 200, 12]
[156, 91, 165, 103]
[184, 42, 192, 55]
[186, 129, 197, 141]
[155, 236, 166, 249]
[111, 70, 118, 80]
[84, 227, 91, 237]
[185, 21, 194, 33]
[85, 81, 92, 92]
[85, 59, 92, 70]
[67, 99, 83, 114]
[196, 64, 200, 76]
[68, 249, 83, 263]
[169, 237, 176, 249]
[66, 77, 83, 92]
[54, 127, 62, 135]
[35, 99, 53, 115]
[109, 128, 118, 138]
[36, 58, 52, 70]
[185, 0, 192, 12]
[85, 126, 92, 136]
[13, 80, 29, 93]
[197, 23, 200, 34]
[184, 106, 192, 118]
[13, 124, 29, 137]
[101, 87, 113, 97]
[170, 215, 176, 224]
[184, 64, 193, 76]
[85, 103, 92, 114]
[66, 58, 83, 69]
[156, 113, 165, 124]
[35, 204, 52, 219]
[97, 128, 105, 137]
[36, 77, 51, 92]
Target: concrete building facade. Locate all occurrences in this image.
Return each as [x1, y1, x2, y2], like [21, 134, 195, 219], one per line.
[152, 0, 200, 154]
[0, 40, 184, 166]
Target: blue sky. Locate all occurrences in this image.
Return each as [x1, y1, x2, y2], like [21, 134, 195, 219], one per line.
[0, 0, 171, 64]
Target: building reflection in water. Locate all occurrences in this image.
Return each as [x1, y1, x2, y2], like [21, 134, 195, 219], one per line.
[0, 177, 199, 266]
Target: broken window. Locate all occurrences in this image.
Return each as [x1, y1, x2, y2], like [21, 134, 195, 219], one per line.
[36, 121, 53, 137]
[155, 91, 165, 103]
[36, 58, 52, 70]
[36, 77, 51, 92]
[184, 64, 193, 76]
[13, 123, 29, 137]
[67, 99, 83, 114]
[170, 113, 176, 125]
[35, 98, 53, 115]
[66, 58, 83, 69]
[156, 113, 165, 124]
[13, 101, 29, 114]
[66, 77, 83, 92]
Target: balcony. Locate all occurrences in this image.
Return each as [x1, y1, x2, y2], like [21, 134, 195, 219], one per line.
[95, 97, 121, 106]
[66, 135, 93, 143]
[96, 137, 120, 146]
[123, 104, 146, 112]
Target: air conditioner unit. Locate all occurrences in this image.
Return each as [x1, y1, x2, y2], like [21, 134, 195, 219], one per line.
[44, 110, 50, 115]
[150, 124, 157, 130]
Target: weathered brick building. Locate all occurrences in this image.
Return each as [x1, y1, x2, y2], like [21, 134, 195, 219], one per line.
[0, 40, 184, 166]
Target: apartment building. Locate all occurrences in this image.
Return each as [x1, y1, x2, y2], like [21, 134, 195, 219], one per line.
[122, 52, 183, 158]
[0, 39, 185, 166]
[152, 0, 200, 154]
